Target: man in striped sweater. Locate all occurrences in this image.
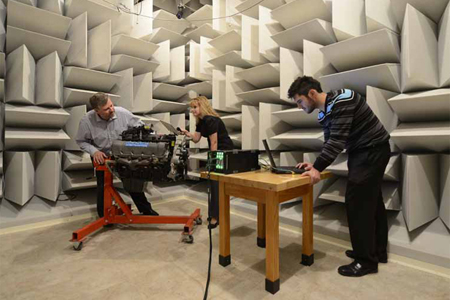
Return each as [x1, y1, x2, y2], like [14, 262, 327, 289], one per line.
[288, 76, 391, 277]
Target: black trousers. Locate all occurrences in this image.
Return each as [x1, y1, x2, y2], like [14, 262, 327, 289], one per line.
[95, 169, 154, 217]
[346, 142, 390, 268]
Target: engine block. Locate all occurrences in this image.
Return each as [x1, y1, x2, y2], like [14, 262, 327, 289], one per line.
[111, 125, 189, 192]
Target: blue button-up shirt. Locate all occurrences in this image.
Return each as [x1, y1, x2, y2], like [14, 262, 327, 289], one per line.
[75, 107, 143, 156]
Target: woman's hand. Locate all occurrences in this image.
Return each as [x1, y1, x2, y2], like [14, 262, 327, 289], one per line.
[180, 129, 191, 137]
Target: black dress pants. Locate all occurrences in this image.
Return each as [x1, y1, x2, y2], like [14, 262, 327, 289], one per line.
[345, 142, 391, 268]
[95, 169, 154, 217]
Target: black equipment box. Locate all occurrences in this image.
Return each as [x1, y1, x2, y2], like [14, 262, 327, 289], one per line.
[207, 150, 260, 174]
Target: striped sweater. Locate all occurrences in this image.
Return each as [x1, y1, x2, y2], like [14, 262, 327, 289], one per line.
[313, 89, 390, 172]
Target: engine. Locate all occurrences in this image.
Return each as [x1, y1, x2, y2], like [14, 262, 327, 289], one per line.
[111, 125, 189, 193]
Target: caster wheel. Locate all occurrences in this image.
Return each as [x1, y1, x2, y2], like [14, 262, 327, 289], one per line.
[73, 241, 83, 251]
[183, 235, 194, 244]
[195, 217, 203, 225]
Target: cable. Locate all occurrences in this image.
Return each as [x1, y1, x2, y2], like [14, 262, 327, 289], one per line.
[258, 158, 271, 170]
[260, 156, 303, 174]
[57, 192, 77, 201]
[106, 160, 120, 179]
[135, 1, 143, 24]
[102, 0, 266, 22]
[203, 155, 214, 300]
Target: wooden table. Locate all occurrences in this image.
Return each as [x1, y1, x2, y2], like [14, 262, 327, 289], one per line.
[201, 169, 332, 294]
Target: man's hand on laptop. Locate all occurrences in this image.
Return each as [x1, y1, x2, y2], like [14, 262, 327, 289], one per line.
[297, 161, 320, 185]
[93, 151, 107, 165]
[302, 167, 321, 185]
[296, 162, 312, 170]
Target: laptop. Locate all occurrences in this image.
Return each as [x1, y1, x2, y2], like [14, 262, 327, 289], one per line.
[160, 120, 181, 135]
[262, 139, 306, 174]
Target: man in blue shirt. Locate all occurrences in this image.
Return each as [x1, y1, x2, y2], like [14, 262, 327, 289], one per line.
[76, 92, 158, 217]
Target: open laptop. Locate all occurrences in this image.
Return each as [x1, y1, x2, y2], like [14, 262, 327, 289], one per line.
[262, 139, 306, 174]
[160, 120, 181, 135]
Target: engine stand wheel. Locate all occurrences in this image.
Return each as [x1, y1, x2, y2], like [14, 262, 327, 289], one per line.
[194, 217, 203, 225]
[182, 235, 194, 244]
[73, 241, 83, 251]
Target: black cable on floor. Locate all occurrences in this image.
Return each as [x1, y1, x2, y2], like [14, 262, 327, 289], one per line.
[203, 181, 212, 300]
[203, 158, 215, 300]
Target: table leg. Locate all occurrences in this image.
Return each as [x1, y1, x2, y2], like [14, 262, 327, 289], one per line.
[257, 203, 266, 248]
[301, 185, 314, 266]
[265, 191, 280, 294]
[219, 181, 231, 267]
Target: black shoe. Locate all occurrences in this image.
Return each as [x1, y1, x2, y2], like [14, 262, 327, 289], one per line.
[345, 250, 388, 263]
[338, 261, 378, 277]
[143, 208, 159, 216]
[208, 221, 219, 229]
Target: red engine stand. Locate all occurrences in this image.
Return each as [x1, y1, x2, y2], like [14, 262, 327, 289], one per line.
[70, 160, 201, 250]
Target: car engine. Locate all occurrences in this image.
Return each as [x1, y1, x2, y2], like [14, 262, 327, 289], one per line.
[110, 125, 189, 193]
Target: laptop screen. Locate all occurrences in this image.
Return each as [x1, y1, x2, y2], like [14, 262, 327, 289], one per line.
[159, 120, 179, 135]
[262, 139, 278, 168]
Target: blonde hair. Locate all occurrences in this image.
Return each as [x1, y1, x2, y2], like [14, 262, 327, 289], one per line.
[190, 96, 220, 124]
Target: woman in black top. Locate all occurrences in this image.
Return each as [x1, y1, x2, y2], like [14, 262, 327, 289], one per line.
[181, 96, 233, 228]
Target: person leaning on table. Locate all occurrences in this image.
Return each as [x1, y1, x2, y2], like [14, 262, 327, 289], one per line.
[180, 96, 234, 229]
[289, 76, 391, 277]
[75, 92, 159, 218]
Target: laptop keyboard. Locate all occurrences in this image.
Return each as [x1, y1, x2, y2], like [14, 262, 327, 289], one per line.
[276, 166, 306, 173]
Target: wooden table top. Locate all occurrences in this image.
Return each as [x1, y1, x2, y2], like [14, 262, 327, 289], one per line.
[200, 169, 332, 192]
